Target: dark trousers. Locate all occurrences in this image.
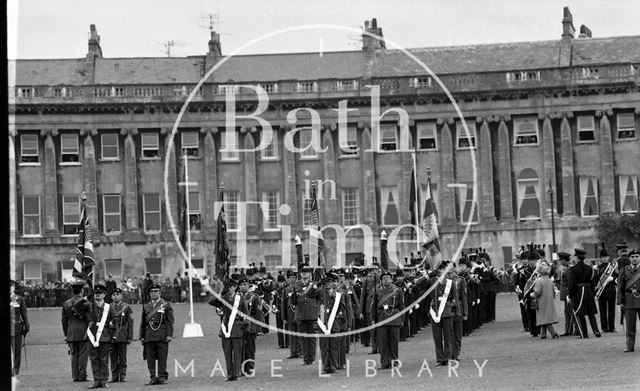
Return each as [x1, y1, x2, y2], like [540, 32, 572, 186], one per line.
[487, 292, 496, 321]
[276, 313, 287, 348]
[431, 317, 453, 363]
[598, 296, 616, 332]
[221, 337, 243, 379]
[527, 308, 539, 336]
[11, 333, 23, 375]
[145, 341, 169, 381]
[576, 314, 600, 338]
[263, 314, 270, 334]
[452, 316, 463, 359]
[89, 343, 110, 384]
[624, 308, 640, 351]
[287, 321, 301, 356]
[297, 320, 317, 364]
[68, 341, 89, 381]
[562, 300, 574, 334]
[377, 326, 400, 367]
[109, 342, 128, 380]
[242, 333, 256, 374]
[337, 335, 347, 368]
[368, 314, 378, 352]
[319, 336, 340, 372]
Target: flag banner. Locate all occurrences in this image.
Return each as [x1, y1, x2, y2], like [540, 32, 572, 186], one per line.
[409, 168, 420, 229]
[308, 183, 325, 280]
[422, 178, 442, 271]
[215, 191, 230, 287]
[73, 195, 95, 281]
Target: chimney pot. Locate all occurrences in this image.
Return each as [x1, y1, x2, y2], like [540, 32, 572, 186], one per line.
[561, 6, 575, 40]
[579, 24, 592, 38]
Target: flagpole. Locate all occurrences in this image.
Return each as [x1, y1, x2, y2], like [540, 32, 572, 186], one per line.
[412, 152, 421, 256]
[183, 154, 195, 325]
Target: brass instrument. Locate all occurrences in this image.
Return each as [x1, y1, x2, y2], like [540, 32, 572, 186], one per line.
[519, 270, 539, 305]
[595, 260, 617, 300]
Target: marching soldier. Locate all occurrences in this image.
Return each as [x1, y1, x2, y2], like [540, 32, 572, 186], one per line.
[62, 280, 90, 382]
[109, 288, 134, 382]
[282, 270, 301, 359]
[208, 279, 248, 381]
[87, 283, 115, 389]
[596, 248, 618, 332]
[375, 270, 405, 369]
[10, 279, 29, 376]
[452, 265, 468, 360]
[617, 248, 640, 352]
[239, 277, 263, 376]
[140, 282, 174, 385]
[568, 248, 601, 339]
[292, 266, 319, 366]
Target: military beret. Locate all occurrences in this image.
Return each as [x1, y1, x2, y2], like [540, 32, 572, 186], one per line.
[628, 249, 640, 257]
[148, 283, 162, 292]
[574, 248, 586, 257]
[94, 284, 107, 293]
[112, 288, 123, 294]
[299, 266, 313, 274]
[380, 271, 393, 279]
[557, 252, 571, 261]
[325, 272, 339, 282]
[238, 277, 249, 285]
[335, 268, 346, 276]
[227, 279, 238, 287]
[599, 248, 608, 257]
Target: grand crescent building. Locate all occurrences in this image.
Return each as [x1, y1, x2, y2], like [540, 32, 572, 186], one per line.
[8, 8, 640, 282]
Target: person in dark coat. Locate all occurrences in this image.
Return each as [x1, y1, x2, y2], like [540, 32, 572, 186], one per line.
[617, 248, 640, 352]
[62, 280, 91, 382]
[292, 266, 319, 365]
[87, 284, 115, 389]
[531, 263, 559, 339]
[282, 271, 301, 359]
[557, 252, 577, 336]
[596, 248, 618, 332]
[452, 265, 468, 360]
[359, 265, 381, 353]
[208, 279, 248, 381]
[142, 273, 153, 304]
[240, 277, 263, 376]
[139, 283, 174, 385]
[10, 279, 29, 376]
[374, 270, 404, 370]
[105, 274, 117, 304]
[568, 248, 601, 339]
[109, 288, 134, 382]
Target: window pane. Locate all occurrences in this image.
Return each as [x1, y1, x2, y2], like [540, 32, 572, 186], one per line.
[105, 259, 122, 278]
[23, 196, 39, 214]
[220, 130, 239, 160]
[21, 134, 39, 156]
[61, 134, 78, 153]
[142, 133, 159, 148]
[145, 258, 162, 275]
[342, 188, 359, 226]
[63, 195, 79, 224]
[102, 134, 119, 158]
[104, 195, 120, 212]
[618, 114, 635, 129]
[105, 215, 120, 232]
[182, 131, 198, 147]
[144, 193, 160, 211]
[263, 191, 279, 229]
[145, 213, 161, 231]
[577, 116, 594, 130]
[188, 192, 200, 212]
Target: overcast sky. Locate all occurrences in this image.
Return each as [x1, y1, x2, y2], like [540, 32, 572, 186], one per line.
[7, 0, 640, 59]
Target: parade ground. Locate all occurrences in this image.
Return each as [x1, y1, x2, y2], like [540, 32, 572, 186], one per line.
[13, 293, 639, 391]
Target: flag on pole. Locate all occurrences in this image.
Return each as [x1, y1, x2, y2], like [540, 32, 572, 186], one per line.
[308, 183, 325, 280]
[215, 191, 230, 287]
[422, 174, 442, 270]
[180, 187, 189, 260]
[409, 168, 421, 230]
[72, 193, 95, 281]
[380, 230, 389, 271]
[295, 234, 304, 271]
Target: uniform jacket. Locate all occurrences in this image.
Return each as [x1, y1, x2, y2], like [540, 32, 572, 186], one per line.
[281, 284, 297, 324]
[617, 264, 640, 309]
[307, 285, 348, 333]
[359, 276, 381, 317]
[341, 282, 358, 329]
[110, 302, 134, 342]
[209, 292, 248, 338]
[596, 262, 618, 299]
[558, 265, 571, 301]
[375, 284, 405, 327]
[293, 280, 320, 322]
[62, 295, 90, 342]
[139, 299, 174, 342]
[10, 295, 29, 337]
[243, 291, 264, 334]
[87, 301, 115, 344]
[425, 277, 458, 320]
[454, 276, 468, 318]
[568, 261, 598, 316]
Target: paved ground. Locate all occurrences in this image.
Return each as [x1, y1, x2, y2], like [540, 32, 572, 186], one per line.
[13, 294, 640, 391]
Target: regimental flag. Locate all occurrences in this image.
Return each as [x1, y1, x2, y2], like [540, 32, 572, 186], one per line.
[73, 193, 95, 281]
[409, 168, 421, 230]
[215, 191, 230, 287]
[422, 177, 442, 270]
[308, 183, 325, 266]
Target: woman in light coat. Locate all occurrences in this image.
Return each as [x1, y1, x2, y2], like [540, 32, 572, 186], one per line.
[531, 263, 559, 339]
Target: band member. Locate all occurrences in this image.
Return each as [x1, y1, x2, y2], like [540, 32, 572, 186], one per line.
[10, 279, 29, 376]
[617, 248, 640, 352]
[425, 262, 458, 365]
[208, 279, 248, 381]
[308, 272, 347, 374]
[568, 248, 601, 339]
[596, 248, 618, 332]
[240, 277, 263, 376]
[292, 266, 319, 365]
[62, 280, 90, 382]
[87, 284, 115, 389]
[359, 264, 381, 354]
[274, 273, 287, 349]
[336, 269, 356, 367]
[109, 288, 134, 382]
[557, 252, 577, 336]
[140, 282, 174, 385]
[452, 266, 468, 360]
[375, 270, 404, 369]
[282, 270, 301, 359]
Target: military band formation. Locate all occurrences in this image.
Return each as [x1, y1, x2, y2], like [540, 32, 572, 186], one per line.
[9, 243, 640, 386]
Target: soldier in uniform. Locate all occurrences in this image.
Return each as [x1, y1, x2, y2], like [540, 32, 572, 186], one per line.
[359, 264, 381, 354]
[375, 270, 404, 369]
[109, 288, 133, 382]
[10, 279, 29, 376]
[617, 248, 640, 352]
[452, 265, 468, 360]
[208, 279, 248, 381]
[274, 272, 287, 349]
[336, 269, 355, 368]
[239, 277, 263, 376]
[139, 282, 174, 385]
[282, 270, 301, 359]
[568, 248, 601, 339]
[596, 248, 618, 332]
[62, 280, 90, 382]
[557, 252, 577, 336]
[87, 284, 115, 389]
[292, 266, 319, 365]
[308, 272, 347, 374]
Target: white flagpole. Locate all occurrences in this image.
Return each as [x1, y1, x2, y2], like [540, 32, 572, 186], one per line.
[412, 152, 421, 256]
[183, 154, 195, 324]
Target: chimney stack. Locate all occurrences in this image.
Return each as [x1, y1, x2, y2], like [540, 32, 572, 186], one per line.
[362, 18, 386, 52]
[578, 24, 592, 38]
[87, 24, 103, 58]
[561, 7, 575, 40]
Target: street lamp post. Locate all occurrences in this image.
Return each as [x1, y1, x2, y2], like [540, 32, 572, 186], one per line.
[548, 181, 557, 255]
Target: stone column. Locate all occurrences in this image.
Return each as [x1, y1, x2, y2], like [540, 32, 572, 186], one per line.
[560, 117, 576, 216]
[361, 126, 377, 225]
[80, 128, 99, 237]
[440, 121, 456, 222]
[203, 128, 218, 236]
[541, 116, 557, 217]
[9, 126, 17, 279]
[322, 127, 338, 225]
[282, 126, 299, 230]
[478, 119, 495, 221]
[243, 130, 259, 235]
[497, 119, 514, 220]
[41, 128, 59, 236]
[161, 128, 179, 234]
[598, 112, 616, 213]
[121, 128, 139, 232]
